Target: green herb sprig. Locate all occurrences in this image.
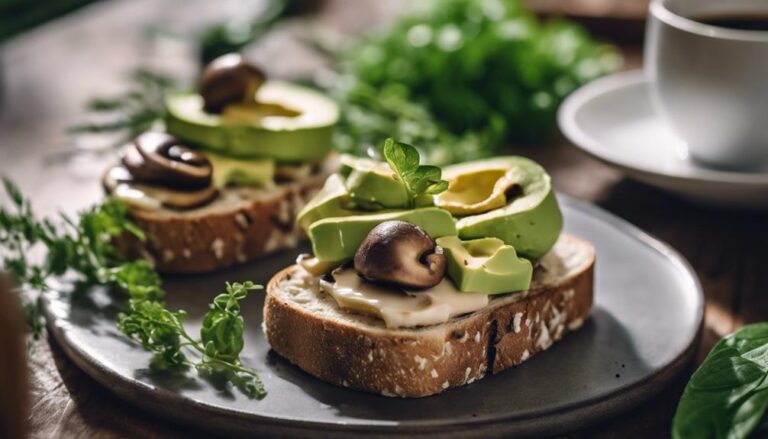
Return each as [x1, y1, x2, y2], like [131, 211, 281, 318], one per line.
[382, 138, 449, 208]
[118, 282, 265, 399]
[673, 323, 768, 439]
[0, 177, 159, 338]
[0, 179, 265, 398]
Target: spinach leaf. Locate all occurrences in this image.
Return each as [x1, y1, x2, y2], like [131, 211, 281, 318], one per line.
[673, 323, 768, 439]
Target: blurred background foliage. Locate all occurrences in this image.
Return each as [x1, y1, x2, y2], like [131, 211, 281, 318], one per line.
[8, 0, 621, 165]
[331, 0, 621, 164]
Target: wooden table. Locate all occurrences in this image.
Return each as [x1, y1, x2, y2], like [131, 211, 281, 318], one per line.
[2, 0, 764, 437]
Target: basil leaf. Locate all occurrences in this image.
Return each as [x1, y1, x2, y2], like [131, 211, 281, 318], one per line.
[673, 323, 768, 439]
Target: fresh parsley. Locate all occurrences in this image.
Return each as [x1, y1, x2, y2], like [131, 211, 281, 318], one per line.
[331, 0, 620, 165]
[118, 281, 266, 399]
[0, 179, 265, 398]
[673, 323, 768, 439]
[382, 138, 449, 208]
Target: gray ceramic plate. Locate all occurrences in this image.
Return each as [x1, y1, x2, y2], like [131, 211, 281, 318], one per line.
[42, 194, 703, 438]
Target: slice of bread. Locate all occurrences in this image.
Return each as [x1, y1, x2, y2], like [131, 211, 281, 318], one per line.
[264, 234, 595, 398]
[115, 171, 328, 274]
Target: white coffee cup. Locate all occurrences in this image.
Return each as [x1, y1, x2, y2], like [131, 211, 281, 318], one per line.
[645, 0, 768, 170]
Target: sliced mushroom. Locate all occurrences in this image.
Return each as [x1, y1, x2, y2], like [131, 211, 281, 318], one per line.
[354, 221, 446, 289]
[102, 165, 218, 211]
[122, 132, 212, 189]
[199, 53, 266, 114]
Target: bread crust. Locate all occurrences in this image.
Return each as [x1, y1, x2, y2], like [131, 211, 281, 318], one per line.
[264, 235, 595, 398]
[115, 173, 326, 273]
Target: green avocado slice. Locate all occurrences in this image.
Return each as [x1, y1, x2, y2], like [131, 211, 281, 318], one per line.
[296, 173, 354, 231]
[437, 236, 532, 294]
[207, 152, 274, 188]
[308, 207, 457, 262]
[340, 155, 410, 209]
[442, 157, 563, 260]
[165, 81, 339, 162]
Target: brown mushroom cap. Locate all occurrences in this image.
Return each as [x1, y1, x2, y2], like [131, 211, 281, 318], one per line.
[122, 132, 212, 190]
[354, 221, 446, 290]
[198, 53, 266, 114]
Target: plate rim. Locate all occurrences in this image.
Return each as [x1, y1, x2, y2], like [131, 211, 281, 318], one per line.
[557, 70, 768, 187]
[42, 194, 705, 437]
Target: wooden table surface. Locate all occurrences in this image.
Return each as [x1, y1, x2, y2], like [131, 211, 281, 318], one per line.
[2, 0, 764, 437]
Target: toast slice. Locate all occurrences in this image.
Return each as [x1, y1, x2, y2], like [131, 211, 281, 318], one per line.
[115, 171, 327, 274]
[264, 234, 595, 398]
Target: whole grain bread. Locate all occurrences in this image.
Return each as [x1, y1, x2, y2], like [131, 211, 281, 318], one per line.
[115, 171, 327, 274]
[264, 234, 595, 398]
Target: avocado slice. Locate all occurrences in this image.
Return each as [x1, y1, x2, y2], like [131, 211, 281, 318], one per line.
[165, 81, 339, 162]
[296, 173, 354, 230]
[340, 155, 410, 209]
[340, 154, 433, 209]
[207, 152, 274, 188]
[434, 167, 509, 215]
[440, 157, 563, 260]
[436, 236, 532, 294]
[308, 207, 457, 262]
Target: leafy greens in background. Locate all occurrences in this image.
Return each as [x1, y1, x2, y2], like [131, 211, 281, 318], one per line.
[0, 179, 265, 398]
[673, 323, 768, 439]
[331, 0, 621, 165]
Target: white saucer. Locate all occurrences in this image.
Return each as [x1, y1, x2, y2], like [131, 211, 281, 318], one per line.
[558, 70, 768, 208]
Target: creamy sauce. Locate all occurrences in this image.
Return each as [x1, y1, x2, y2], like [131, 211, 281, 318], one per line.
[104, 166, 218, 211]
[320, 268, 488, 328]
[113, 183, 163, 210]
